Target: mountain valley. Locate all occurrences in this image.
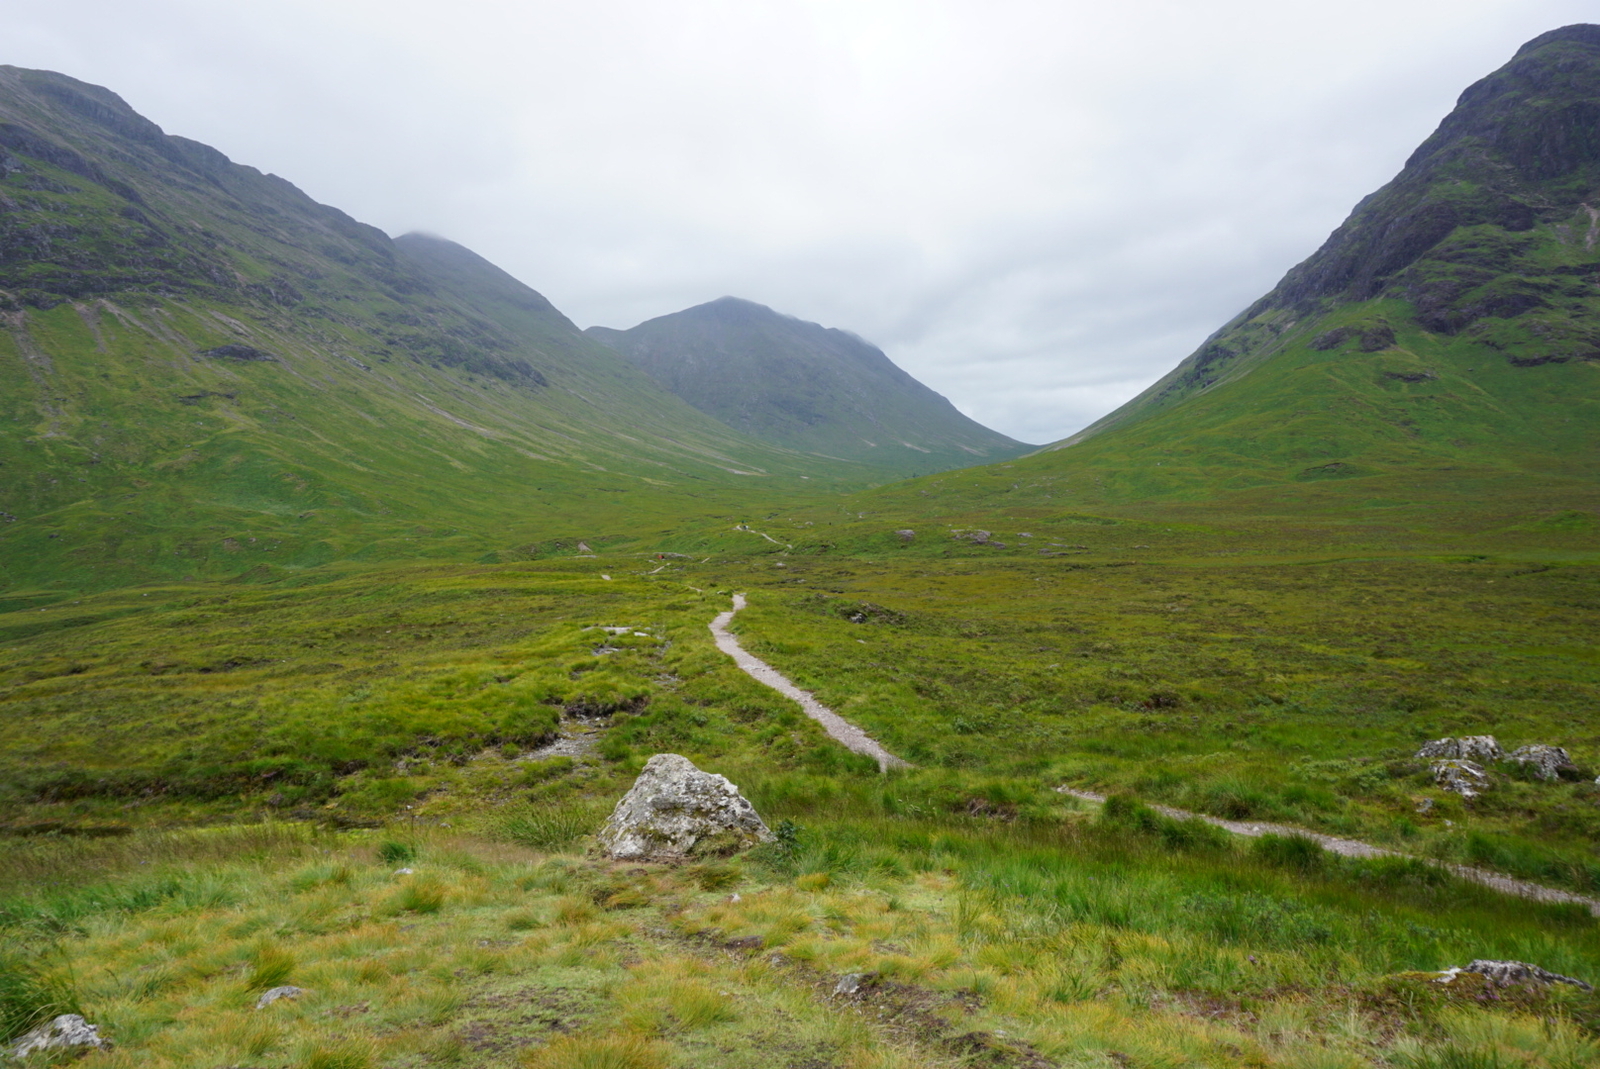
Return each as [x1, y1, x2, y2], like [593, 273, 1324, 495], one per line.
[2, 28, 1600, 1069]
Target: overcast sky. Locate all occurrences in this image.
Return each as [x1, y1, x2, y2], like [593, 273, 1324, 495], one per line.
[5, 1, 1595, 443]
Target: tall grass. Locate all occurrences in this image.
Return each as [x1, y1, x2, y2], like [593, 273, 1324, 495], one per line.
[0, 822, 324, 900]
[522, 1033, 668, 1069]
[0, 952, 79, 1043]
[501, 799, 613, 852]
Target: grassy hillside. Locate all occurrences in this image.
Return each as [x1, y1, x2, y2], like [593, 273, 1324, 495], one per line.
[588, 297, 1033, 476]
[1033, 26, 1600, 515]
[0, 68, 880, 597]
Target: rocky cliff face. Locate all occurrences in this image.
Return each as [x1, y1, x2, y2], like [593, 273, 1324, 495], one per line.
[589, 297, 1032, 476]
[1067, 24, 1600, 446]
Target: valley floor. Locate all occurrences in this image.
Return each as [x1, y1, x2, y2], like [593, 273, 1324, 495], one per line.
[3, 516, 1599, 1067]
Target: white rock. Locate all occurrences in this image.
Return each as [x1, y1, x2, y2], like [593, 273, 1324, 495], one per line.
[1416, 736, 1502, 762]
[1509, 745, 1576, 781]
[595, 753, 774, 861]
[1431, 759, 1489, 799]
[9, 1015, 108, 1057]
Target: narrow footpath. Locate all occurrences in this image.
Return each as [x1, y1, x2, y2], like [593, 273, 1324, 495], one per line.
[709, 594, 911, 772]
[707, 594, 1598, 914]
[1059, 787, 1600, 916]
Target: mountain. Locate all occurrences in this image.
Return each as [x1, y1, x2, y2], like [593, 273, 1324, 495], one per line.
[0, 67, 874, 593]
[587, 297, 1032, 475]
[1026, 25, 1600, 516]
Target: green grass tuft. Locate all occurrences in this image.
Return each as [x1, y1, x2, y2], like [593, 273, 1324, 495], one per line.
[0, 952, 78, 1043]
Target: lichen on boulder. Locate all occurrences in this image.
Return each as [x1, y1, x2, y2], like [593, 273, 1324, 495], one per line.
[595, 753, 774, 861]
[1431, 759, 1489, 798]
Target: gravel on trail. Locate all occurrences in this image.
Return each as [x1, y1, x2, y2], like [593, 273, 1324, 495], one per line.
[710, 594, 911, 772]
[1057, 787, 1600, 915]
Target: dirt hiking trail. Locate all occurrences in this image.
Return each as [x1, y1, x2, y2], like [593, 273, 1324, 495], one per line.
[710, 594, 911, 772]
[1059, 787, 1600, 915]
[707, 594, 1596, 913]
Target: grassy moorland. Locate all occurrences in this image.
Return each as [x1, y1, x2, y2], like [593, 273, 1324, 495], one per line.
[728, 541, 1600, 891]
[1, 505, 1598, 1066]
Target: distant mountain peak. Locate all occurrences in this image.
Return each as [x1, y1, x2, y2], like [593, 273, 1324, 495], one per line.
[588, 300, 1031, 474]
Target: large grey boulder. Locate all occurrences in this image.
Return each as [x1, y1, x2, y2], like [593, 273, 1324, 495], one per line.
[596, 754, 773, 861]
[9, 1015, 109, 1057]
[1416, 736, 1502, 763]
[1431, 759, 1489, 799]
[1509, 745, 1576, 781]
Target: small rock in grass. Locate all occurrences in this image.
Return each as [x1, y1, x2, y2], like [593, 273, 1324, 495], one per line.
[9, 1014, 109, 1057]
[1415, 797, 1434, 814]
[1508, 745, 1576, 781]
[1431, 759, 1489, 798]
[394, 867, 415, 875]
[595, 753, 774, 861]
[895, 529, 915, 542]
[256, 985, 308, 1009]
[833, 972, 876, 997]
[1435, 960, 1591, 991]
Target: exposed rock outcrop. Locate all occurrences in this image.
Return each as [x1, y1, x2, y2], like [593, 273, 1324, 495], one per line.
[9, 1015, 109, 1058]
[1416, 736, 1503, 763]
[1436, 960, 1592, 991]
[1509, 744, 1576, 781]
[595, 753, 773, 861]
[1431, 759, 1489, 798]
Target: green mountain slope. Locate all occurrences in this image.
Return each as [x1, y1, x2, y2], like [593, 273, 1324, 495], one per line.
[587, 296, 1032, 476]
[1027, 25, 1600, 514]
[0, 67, 874, 595]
